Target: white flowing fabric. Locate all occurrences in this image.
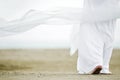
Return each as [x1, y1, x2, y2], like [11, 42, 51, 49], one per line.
[0, 0, 120, 74]
[71, 0, 120, 74]
[0, 0, 120, 37]
[0, 10, 56, 37]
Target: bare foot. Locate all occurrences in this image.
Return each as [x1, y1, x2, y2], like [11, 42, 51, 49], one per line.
[90, 65, 102, 74]
[100, 70, 112, 75]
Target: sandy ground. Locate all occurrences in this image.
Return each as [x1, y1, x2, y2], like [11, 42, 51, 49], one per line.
[0, 49, 120, 80]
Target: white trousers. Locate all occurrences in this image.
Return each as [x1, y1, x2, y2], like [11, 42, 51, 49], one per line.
[74, 20, 116, 74]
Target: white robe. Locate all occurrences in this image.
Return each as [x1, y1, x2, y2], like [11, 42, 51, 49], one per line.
[76, 20, 116, 74]
[71, 0, 118, 74]
[0, 0, 120, 74]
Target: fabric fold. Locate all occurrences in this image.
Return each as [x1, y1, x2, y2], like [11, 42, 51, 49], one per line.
[0, 0, 119, 37]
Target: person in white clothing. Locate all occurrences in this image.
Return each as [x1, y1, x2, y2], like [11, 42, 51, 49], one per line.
[70, 0, 119, 74]
[0, 0, 120, 75]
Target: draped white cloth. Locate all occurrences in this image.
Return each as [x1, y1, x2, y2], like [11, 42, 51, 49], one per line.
[0, 0, 120, 37]
[0, 0, 120, 74]
[72, 0, 120, 74]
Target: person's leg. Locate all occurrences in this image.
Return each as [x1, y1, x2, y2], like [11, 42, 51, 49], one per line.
[100, 20, 115, 74]
[77, 24, 104, 74]
[101, 40, 114, 74]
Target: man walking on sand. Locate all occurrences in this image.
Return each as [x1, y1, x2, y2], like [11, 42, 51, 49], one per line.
[0, 0, 120, 75]
[70, 0, 120, 74]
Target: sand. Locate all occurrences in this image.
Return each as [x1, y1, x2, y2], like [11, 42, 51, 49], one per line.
[0, 49, 120, 80]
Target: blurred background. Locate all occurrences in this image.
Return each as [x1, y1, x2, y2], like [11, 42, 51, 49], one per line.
[0, 0, 82, 49]
[0, 0, 119, 49]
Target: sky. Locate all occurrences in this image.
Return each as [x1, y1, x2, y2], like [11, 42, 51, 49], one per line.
[0, 0, 120, 49]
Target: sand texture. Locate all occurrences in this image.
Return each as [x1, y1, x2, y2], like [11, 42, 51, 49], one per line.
[0, 49, 120, 80]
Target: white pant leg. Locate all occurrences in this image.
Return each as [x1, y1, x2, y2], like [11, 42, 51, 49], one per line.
[101, 41, 113, 73]
[101, 21, 115, 73]
[77, 23, 104, 74]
